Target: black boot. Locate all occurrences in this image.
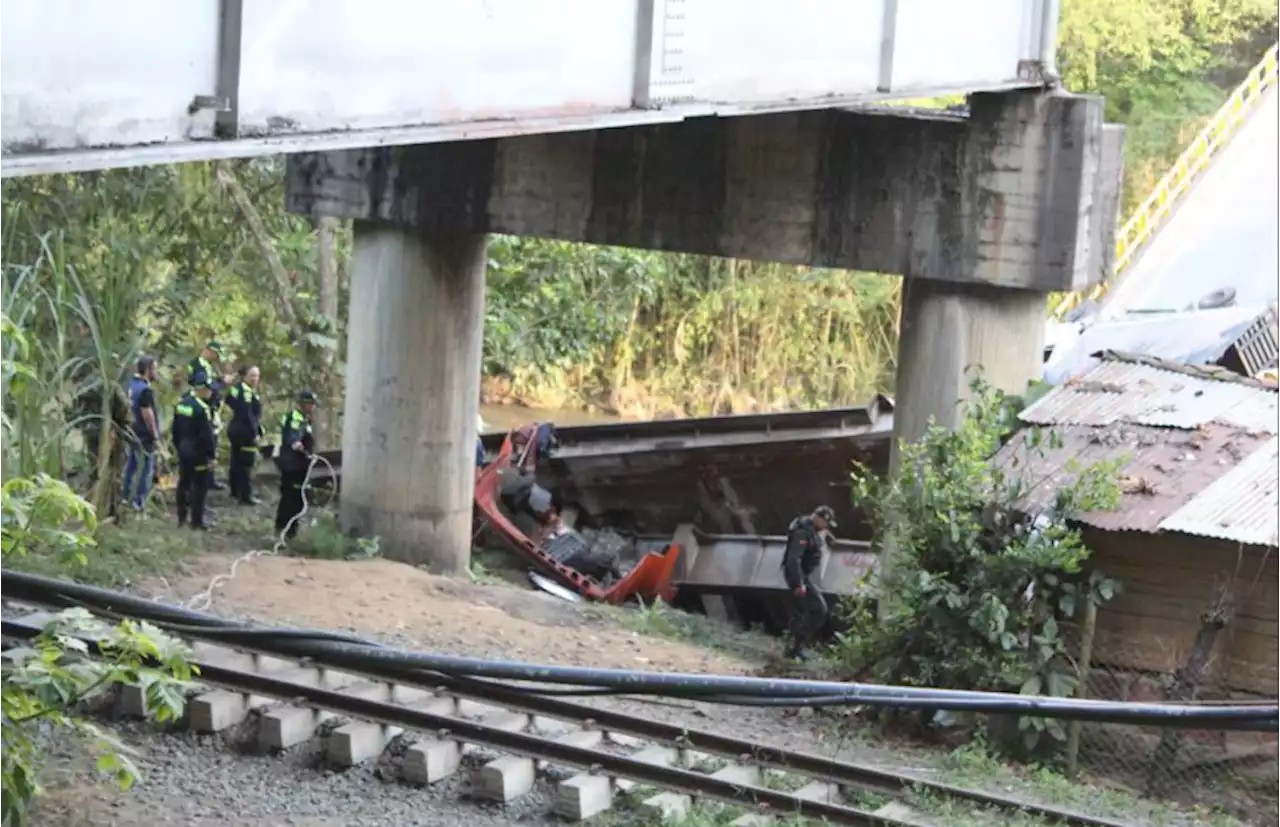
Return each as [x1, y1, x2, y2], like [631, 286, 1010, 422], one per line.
[784, 645, 809, 662]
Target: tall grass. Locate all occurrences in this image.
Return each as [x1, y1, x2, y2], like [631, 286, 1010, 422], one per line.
[2, 220, 155, 515]
[484, 241, 902, 419]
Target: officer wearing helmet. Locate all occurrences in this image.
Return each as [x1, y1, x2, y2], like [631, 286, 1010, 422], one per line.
[275, 389, 317, 539]
[781, 505, 837, 661]
[171, 371, 217, 530]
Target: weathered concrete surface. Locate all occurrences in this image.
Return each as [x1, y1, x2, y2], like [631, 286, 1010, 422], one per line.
[340, 226, 486, 573]
[892, 279, 1048, 458]
[287, 91, 1117, 293]
[1090, 124, 1127, 292]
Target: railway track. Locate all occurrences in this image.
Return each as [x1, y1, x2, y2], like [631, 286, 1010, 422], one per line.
[2, 610, 1130, 827]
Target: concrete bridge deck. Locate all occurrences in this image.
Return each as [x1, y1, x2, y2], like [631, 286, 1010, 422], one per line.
[2, 0, 1062, 177]
[0, 0, 1129, 579]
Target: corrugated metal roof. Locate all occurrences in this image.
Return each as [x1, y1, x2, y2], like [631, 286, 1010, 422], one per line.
[991, 423, 1271, 534]
[1160, 437, 1279, 547]
[1020, 360, 1279, 434]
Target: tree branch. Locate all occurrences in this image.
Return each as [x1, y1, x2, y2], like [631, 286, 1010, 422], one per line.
[213, 161, 302, 340]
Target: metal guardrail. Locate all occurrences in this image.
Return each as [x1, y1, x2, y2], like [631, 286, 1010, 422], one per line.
[1054, 43, 1280, 320]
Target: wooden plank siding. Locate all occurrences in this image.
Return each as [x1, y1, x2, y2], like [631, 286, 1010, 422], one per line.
[1079, 528, 1278, 695]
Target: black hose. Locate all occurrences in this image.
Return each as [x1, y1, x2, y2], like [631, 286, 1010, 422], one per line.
[4, 569, 1276, 730]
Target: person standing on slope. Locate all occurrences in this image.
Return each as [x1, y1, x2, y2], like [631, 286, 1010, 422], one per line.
[781, 505, 837, 661]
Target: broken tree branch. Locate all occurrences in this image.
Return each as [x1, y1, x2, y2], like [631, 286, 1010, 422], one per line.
[1144, 585, 1234, 796]
[213, 160, 301, 338]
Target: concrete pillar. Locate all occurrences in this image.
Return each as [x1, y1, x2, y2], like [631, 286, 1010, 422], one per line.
[340, 223, 486, 574]
[890, 278, 1047, 464]
[879, 278, 1046, 605]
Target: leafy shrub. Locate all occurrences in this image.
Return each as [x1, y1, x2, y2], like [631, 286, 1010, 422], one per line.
[1, 474, 195, 826]
[833, 373, 1123, 754]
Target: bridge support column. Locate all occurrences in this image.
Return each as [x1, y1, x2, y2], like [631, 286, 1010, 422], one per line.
[890, 279, 1047, 465]
[340, 223, 486, 575]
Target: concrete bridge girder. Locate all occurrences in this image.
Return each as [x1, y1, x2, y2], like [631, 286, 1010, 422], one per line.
[285, 90, 1125, 572]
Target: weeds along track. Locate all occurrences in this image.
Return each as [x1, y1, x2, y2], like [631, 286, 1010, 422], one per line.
[2, 610, 1128, 827]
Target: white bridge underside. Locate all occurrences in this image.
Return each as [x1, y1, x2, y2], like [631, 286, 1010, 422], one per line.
[1, 0, 1058, 178]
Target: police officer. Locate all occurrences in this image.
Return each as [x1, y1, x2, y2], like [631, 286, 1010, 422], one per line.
[275, 389, 317, 539]
[225, 365, 264, 505]
[122, 355, 162, 510]
[172, 372, 217, 530]
[187, 341, 230, 491]
[781, 505, 837, 661]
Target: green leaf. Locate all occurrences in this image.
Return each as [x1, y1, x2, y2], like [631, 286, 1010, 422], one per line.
[1020, 675, 1043, 696]
[1046, 719, 1068, 742]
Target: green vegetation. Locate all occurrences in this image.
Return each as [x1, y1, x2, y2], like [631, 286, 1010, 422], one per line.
[283, 508, 380, 560]
[4, 517, 197, 588]
[485, 242, 900, 416]
[833, 374, 1123, 756]
[1058, 0, 1277, 212]
[588, 597, 780, 662]
[0, 474, 194, 826]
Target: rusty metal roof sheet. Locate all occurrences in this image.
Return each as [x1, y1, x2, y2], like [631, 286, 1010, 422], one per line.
[991, 423, 1273, 535]
[1160, 437, 1279, 547]
[1020, 360, 1279, 434]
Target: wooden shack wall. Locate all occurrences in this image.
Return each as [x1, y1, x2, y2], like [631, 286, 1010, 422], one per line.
[1079, 528, 1278, 696]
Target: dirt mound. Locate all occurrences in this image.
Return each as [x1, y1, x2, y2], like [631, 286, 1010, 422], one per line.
[144, 554, 752, 676]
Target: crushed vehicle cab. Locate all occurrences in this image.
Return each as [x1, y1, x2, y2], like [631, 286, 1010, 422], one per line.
[476, 424, 680, 604]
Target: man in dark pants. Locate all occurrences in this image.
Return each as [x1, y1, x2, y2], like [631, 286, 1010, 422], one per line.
[187, 340, 231, 491]
[781, 505, 837, 661]
[122, 355, 162, 511]
[225, 365, 264, 504]
[171, 372, 217, 530]
[275, 389, 317, 540]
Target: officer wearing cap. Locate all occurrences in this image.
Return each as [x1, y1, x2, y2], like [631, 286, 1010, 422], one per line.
[275, 389, 317, 539]
[225, 364, 264, 505]
[781, 505, 838, 660]
[171, 371, 217, 530]
[188, 340, 230, 491]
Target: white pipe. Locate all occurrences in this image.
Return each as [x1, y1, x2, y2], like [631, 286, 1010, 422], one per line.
[1038, 0, 1062, 83]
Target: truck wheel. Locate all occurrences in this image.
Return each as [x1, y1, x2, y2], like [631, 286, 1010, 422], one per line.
[1197, 288, 1237, 310]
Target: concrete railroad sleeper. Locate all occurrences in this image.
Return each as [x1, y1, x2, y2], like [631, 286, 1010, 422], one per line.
[1, 616, 1125, 827]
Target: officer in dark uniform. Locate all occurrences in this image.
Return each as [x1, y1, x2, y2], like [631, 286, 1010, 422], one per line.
[187, 341, 228, 491]
[171, 372, 217, 530]
[781, 505, 837, 661]
[275, 389, 317, 539]
[224, 364, 264, 505]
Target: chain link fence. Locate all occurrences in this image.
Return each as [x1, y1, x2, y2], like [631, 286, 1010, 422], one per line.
[1060, 618, 1278, 826]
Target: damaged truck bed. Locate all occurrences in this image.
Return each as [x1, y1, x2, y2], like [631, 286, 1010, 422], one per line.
[309, 397, 893, 604]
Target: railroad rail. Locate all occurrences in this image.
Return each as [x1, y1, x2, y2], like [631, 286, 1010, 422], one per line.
[2, 610, 1133, 827]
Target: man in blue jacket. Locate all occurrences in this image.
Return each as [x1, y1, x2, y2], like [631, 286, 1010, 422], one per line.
[122, 355, 161, 510]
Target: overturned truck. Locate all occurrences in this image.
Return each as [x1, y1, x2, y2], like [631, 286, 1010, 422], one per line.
[311, 398, 894, 606]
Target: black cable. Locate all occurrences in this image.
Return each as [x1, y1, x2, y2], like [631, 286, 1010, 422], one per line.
[5, 569, 1277, 730]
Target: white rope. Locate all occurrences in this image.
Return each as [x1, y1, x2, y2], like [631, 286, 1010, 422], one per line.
[184, 451, 336, 612]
